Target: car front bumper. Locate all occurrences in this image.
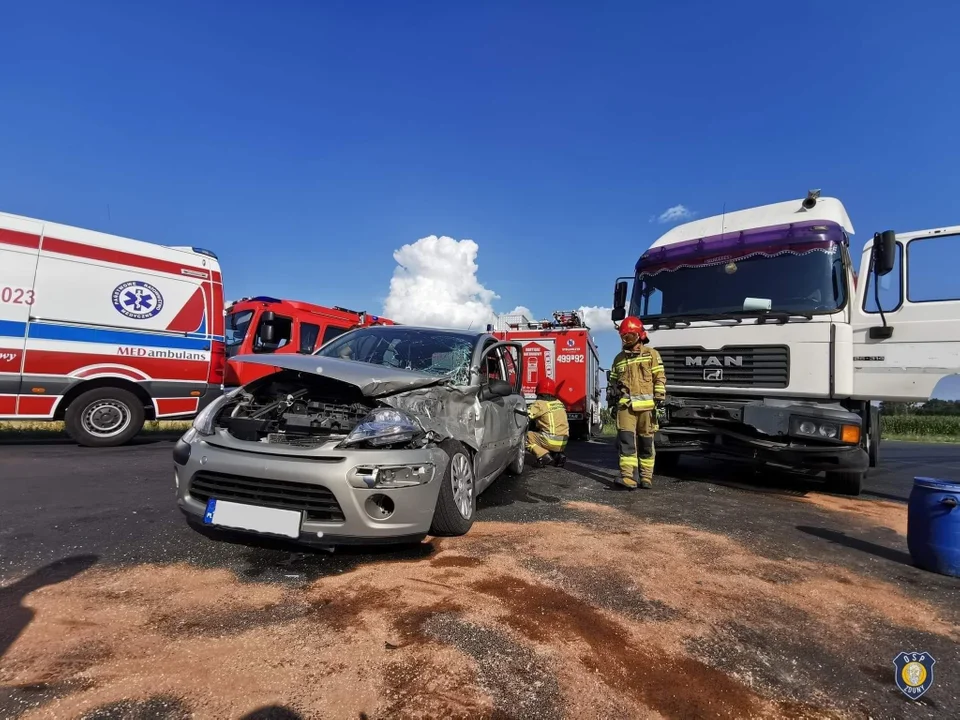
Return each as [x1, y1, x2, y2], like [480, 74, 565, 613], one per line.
[175, 430, 451, 545]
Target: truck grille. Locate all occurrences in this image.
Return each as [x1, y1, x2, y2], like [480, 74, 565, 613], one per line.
[658, 345, 790, 389]
[189, 471, 345, 522]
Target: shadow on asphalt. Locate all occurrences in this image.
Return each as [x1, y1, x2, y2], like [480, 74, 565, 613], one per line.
[0, 434, 180, 447]
[797, 525, 913, 566]
[240, 706, 306, 720]
[0, 555, 99, 659]
[187, 522, 436, 582]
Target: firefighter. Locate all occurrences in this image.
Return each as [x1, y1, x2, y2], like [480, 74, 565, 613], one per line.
[607, 316, 666, 489]
[526, 377, 569, 468]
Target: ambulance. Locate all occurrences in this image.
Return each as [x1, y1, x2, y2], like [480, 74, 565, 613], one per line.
[0, 211, 225, 447]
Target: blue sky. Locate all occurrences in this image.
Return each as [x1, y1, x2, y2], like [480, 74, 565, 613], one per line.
[2, 1, 958, 397]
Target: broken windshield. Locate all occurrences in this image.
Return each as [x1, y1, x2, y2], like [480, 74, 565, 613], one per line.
[631, 246, 848, 320]
[315, 327, 476, 380]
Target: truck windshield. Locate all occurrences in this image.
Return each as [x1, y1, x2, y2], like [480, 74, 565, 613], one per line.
[316, 327, 476, 382]
[631, 246, 847, 320]
[225, 310, 254, 358]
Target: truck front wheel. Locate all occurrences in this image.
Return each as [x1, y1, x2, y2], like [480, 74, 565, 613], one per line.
[65, 387, 145, 448]
[824, 470, 863, 496]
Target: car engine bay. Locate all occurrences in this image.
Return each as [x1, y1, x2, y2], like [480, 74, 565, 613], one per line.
[217, 371, 374, 446]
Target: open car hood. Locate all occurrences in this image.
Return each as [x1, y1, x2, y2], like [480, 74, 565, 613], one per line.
[231, 354, 449, 397]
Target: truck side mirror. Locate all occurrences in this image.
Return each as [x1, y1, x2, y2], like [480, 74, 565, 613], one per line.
[612, 281, 628, 322]
[873, 230, 896, 277]
[257, 311, 277, 344]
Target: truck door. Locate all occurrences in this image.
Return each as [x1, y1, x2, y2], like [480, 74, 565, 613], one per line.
[852, 228, 960, 401]
[0, 216, 42, 412]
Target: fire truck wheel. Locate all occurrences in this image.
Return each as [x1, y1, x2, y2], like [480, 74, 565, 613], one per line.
[570, 420, 589, 441]
[65, 387, 146, 448]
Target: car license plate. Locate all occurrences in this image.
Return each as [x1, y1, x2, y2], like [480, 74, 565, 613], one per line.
[203, 499, 301, 539]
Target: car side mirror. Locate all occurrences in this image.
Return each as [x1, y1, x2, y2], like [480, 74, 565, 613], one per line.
[480, 378, 513, 401]
[873, 230, 896, 277]
[612, 281, 628, 322]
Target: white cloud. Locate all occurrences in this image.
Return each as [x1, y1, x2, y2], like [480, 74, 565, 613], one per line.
[578, 306, 616, 333]
[653, 204, 695, 224]
[383, 235, 499, 329]
[505, 305, 534, 320]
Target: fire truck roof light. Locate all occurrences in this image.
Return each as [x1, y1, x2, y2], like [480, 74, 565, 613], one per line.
[250, 295, 283, 304]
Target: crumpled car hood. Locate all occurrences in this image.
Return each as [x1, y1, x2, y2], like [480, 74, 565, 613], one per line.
[231, 354, 449, 397]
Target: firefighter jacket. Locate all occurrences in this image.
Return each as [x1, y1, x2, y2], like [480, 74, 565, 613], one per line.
[528, 398, 570, 441]
[609, 345, 666, 412]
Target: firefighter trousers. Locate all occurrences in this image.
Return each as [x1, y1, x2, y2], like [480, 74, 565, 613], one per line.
[526, 430, 568, 459]
[616, 406, 655, 487]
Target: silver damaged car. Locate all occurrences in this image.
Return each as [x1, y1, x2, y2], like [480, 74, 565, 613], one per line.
[174, 326, 528, 546]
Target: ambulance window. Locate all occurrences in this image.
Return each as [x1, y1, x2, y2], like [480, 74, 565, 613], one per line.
[863, 243, 903, 313]
[300, 323, 321, 353]
[322, 325, 349, 346]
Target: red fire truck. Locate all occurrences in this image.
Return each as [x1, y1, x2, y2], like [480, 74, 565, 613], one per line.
[491, 310, 603, 440]
[224, 296, 394, 387]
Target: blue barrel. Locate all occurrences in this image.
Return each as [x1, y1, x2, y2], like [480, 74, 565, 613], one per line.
[907, 477, 960, 578]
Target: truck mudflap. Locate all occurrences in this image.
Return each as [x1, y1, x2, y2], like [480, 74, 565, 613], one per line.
[656, 398, 869, 474]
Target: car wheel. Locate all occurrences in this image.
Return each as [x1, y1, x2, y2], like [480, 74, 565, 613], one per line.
[429, 440, 476, 537]
[65, 387, 145, 447]
[824, 470, 864, 496]
[507, 439, 525, 476]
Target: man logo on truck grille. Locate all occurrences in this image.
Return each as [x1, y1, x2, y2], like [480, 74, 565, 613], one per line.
[112, 281, 164, 319]
[704, 368, 723, 381]
[686, 355, 743, 367]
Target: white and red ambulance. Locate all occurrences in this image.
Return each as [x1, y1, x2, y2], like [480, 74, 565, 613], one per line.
[0, 210, 226, 446]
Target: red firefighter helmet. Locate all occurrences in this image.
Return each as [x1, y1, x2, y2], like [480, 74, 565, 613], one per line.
[536, 377, 557, 396]
[618, 316, 648, 342]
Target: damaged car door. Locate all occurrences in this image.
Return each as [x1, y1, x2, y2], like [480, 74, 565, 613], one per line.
[473, 340, 526, 490]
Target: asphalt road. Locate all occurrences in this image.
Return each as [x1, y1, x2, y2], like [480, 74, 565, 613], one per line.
[1, 438, 958, 719]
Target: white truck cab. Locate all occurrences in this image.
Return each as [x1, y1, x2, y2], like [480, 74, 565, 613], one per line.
[611, 192, 960, 494]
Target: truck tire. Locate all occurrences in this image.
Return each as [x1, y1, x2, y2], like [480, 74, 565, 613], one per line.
[429, 441, 476, 537]
[65, 387, 145, 448]
[824, 470, 863, 496]
[655, 452, 681, 474]
[868, 405, 880, 468]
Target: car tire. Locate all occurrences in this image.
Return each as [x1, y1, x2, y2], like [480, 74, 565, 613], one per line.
[507, 438, 525, 476]
[429, 440, 476, 537]
[824, 470, 864, 496]
[65, 387, 145, 448]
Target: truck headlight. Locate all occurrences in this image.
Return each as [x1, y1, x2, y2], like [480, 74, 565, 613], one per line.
[192, 388, 240, 436]
[791, 416, 860, 444]
[342, 408, 423, 447]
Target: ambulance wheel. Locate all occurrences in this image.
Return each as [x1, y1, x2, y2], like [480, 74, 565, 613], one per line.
[65, 387, 145, 448]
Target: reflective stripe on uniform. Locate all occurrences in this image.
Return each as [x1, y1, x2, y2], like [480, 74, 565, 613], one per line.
[619, 393, 655, 411]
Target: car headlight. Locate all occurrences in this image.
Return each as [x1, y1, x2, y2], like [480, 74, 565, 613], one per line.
[342, 408, 423, 447]
[193, 388, 241, 436]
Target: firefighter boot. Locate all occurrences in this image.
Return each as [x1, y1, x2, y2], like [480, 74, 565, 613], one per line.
[553, 452, 567, 469]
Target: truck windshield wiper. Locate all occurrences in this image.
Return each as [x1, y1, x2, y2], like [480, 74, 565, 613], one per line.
[753, 310, 814, 324]
[648, 313, 744, 329]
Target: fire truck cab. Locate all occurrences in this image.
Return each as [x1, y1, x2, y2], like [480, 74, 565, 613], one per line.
[224, 296, 394, 387]
[492, 310, 603, 440]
